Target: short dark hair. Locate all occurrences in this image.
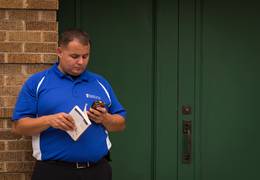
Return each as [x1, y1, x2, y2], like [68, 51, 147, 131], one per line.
[58, 28, 91, 47]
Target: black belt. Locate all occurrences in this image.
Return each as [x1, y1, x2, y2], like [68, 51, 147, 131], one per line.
[39, 157, 107, 169]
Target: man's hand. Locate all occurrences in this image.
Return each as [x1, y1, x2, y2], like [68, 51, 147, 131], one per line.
[48, 113, 75, 131]
[87, 107, 126, 132]
[87, 107, 108, 124]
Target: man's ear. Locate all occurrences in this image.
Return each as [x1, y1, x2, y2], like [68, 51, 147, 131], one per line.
[56, 47, 62, 58]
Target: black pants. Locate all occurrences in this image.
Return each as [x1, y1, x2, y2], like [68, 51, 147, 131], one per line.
[31, 159, 112, 180]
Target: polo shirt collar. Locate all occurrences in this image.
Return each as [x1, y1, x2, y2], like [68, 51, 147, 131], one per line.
[52, 62, 91, 82]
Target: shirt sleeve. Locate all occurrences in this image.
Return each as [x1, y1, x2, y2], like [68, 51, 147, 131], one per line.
[97, 77, 127, 119]
[12, 76, 38, 121]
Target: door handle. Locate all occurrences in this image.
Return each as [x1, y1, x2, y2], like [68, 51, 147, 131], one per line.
[183, 120, 192, 164]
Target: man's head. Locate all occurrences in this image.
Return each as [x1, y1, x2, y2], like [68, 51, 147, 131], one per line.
[57, 29, 91, 76]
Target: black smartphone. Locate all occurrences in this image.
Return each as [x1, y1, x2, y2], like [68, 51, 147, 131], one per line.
[91, 100, 105, 110]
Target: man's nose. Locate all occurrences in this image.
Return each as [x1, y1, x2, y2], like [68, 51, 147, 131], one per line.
[77, 57, 84, 64]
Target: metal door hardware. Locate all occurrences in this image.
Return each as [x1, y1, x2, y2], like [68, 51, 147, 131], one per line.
[183, 120, 192, 164]
[182, 105, 192, 115]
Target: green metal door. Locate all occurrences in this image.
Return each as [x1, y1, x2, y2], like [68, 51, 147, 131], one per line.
[194, 0, 260, 179]
[179, 0, 260, 180]
[58, 0, 260, 180]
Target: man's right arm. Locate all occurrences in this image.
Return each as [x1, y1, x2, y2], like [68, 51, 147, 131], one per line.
[12, 113, 75, 136]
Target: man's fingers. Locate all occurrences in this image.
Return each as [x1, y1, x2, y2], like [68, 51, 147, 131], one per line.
[87, 109, 103, 123]
[89, 108, 102, 116]
[87, 109, 100, 119]
[50, 113, 75, 131]
[61, 118, 75, 130]
[64, 114, 74, 122]
[57, 120, 73, 131]
[64, 114, 75, 127]
[96, 107, 107, 113]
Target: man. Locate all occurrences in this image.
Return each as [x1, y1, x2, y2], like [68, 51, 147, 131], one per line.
[12, 29, 126, 180]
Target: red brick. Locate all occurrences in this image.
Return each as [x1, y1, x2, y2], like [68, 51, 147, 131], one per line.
[7, 140, 32, 150]
[0, 97, 6, 107]
[7, 54, 42, 63]
[0, 53, 5, 63]
[6, 97, 18, 109]
[0, 10, 6, 19]
[0, 75, 3, 84]
[1, 108, 15, 118]
[0, 162, 5, 172]
[6, 119, 13, 128]
[24, 151, 34, 161]
[0, 31, 6, 41]
[6, 162, 35, 172]
[43, 31, 58, 42]
[25, 43, 57, 53]
[0, 107, 14, 118]
[0, 130, 22, 140]
[1, 107, 11, 115]
[25, 64, 51, 74]
[43, 54, 57, 63]
[0, 174, 24, 180]
[0, 151, 24, 161]
[41, 11, 56, 21]
[0, 64, 23, 75]
[26, 21, 57, 31]
[25, 173, 33, 180]
[26, 0, 58, 10]
[5, 75, 28, 86]
[0, 20, 24, 31]
[0, 42, 23, 52]
[0, 0, 24, 9]
[6, 96, 15, 107]
[0, 96, 17, 107]
[8, 10, 39, 21]
[0, 97, 5, 107]
[0, 86, 21, 96]
[8, 31, 41, 42]
[0, 118, 10, 128]
[0, 117, 11, 127]
[23, 136, 32, 140]
[0, 141, 5, 150]
[0, 120, 4, 128]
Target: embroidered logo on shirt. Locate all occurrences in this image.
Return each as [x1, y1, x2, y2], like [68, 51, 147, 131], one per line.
[86, 93, 101, 100]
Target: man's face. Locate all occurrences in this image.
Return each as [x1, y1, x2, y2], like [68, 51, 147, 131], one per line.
[57, 40, 90, 76]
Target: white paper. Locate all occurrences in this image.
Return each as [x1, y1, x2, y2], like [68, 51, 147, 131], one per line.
[67, 105, 91, 141]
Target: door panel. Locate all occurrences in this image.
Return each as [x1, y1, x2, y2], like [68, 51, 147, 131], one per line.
[197, 0, 260, 179]
[156, 0, 178, 179]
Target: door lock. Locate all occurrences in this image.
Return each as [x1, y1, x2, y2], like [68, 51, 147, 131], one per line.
[182, 105, 192, 115]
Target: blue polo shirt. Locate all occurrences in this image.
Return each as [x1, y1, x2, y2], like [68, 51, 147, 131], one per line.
[12, 62, 126, 162]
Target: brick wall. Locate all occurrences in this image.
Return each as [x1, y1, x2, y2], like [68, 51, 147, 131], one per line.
[0, 0, 58, 179]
